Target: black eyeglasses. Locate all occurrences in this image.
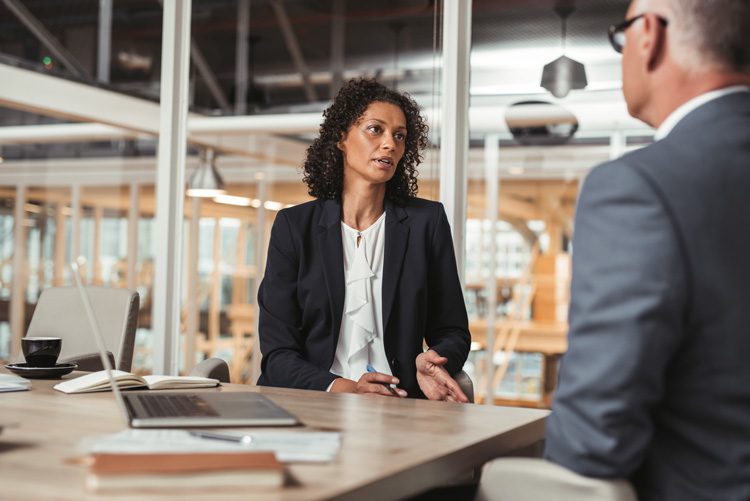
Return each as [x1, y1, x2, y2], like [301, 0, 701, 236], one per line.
[608, 14, 668, 53]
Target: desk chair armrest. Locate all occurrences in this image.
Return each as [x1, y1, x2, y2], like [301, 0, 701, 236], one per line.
[59, 351, 115, 372]
[190, 358, 230, 383]
[454, 369, 475, 403]
[476, 458, 637, 501]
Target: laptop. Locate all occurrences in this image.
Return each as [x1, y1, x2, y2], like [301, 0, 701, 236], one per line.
[70, 259, 299, 428]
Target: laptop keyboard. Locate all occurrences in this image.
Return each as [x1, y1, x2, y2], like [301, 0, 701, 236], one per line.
[132, 394, 220, 418]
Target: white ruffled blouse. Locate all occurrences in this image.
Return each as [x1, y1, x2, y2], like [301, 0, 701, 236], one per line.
[329, 212, 392, 382]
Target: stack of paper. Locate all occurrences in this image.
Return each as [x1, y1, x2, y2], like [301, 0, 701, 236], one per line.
[0, 373, 31, 393]
[79, 428, 341, 463]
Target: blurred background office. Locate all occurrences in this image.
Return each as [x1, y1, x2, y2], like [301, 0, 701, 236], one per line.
[0, 0, 649, 407]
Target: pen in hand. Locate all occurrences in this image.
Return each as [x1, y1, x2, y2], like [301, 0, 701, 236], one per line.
[366, 364, 401, 397]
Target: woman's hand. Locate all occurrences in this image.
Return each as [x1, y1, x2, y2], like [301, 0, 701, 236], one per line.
[330, 372, 407, 397]
[416, 350, 469, 403]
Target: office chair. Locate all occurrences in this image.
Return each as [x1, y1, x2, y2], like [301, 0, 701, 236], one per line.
[455, 370, 475, 403]
[190, 357, 231, 383]
[475, 458, 637, 501]
[26, 286, 139, 372]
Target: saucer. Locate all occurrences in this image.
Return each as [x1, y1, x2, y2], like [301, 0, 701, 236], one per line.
[4, 363, 77, 379]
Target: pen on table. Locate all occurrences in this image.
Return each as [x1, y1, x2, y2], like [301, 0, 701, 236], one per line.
[189, 430, 253, 445]
[366, 364, 399, 396]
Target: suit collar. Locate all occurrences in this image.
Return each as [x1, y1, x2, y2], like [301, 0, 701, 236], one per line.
[316, 198, 345, 360]
[318, 198, 341, 229]
[656, 86, 750, 141]
[383, 199, 409, 339]
[665, 88, 750, 140]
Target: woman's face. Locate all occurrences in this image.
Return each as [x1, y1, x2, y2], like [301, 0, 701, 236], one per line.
[337, 101, 407, 188]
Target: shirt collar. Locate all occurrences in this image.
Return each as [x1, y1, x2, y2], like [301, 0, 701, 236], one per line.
[655, 86, 750, 141]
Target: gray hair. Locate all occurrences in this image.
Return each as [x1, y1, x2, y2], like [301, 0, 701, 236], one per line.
[665, 0, 750, 72]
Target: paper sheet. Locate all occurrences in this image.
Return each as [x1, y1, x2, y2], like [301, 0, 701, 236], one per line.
[0, 374, 31, 393]
[78, 429, 341, 463]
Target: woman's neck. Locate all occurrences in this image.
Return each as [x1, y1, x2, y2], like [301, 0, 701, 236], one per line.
[341, 184, 386, 231]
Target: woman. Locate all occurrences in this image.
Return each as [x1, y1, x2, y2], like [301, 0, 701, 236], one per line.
[257, 78, 470, 402]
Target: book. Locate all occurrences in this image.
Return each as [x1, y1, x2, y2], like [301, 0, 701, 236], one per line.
[53, 370, 219, 394]
[81, 452, 285, 492]
[0, 373, 31, 393]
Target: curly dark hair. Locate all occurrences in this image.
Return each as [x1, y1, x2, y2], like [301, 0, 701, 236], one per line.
[302, 78, 429, 206]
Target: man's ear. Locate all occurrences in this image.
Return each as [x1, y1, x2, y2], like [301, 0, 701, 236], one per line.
[642, 13, 668, 71]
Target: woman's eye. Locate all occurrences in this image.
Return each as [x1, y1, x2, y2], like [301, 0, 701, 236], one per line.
[367, 125, 381, 134]
[394, 132, 406, 141]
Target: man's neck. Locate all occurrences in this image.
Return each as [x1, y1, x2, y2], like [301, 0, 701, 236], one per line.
[648, 70, 750, 128]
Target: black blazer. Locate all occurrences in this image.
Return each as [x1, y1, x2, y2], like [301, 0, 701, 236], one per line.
[257, 196, 470, 398]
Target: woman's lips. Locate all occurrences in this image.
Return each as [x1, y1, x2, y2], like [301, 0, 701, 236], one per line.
[374, 157, 394, 168]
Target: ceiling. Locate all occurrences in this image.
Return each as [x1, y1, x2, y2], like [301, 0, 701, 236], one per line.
[0, 0, 636, 164]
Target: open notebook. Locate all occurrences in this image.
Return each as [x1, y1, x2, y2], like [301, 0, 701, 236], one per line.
[54, 370, 219, 394]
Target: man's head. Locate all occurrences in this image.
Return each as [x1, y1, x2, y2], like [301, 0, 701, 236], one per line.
[620, 0, 750, 126]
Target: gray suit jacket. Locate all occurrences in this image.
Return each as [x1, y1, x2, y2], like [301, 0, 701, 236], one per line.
[545, 91, 750, 501]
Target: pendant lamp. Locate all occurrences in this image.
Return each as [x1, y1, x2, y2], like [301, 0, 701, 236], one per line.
[186, 148, 226, 198]
[540, 2, 588, 98]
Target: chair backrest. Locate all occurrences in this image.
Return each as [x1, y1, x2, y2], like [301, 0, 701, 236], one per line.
[476, 458, 637, 501]
[189, 357, 231, 383]
[26, 286, 139, 372]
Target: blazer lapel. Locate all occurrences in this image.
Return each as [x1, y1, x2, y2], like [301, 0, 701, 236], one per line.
[382, 199, 409, 338]
[315, 199, 346, 354]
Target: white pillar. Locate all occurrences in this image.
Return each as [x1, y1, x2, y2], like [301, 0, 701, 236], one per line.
[484, 134, 500, 405]
[152, 0, 192, 375]
[184, 197, 200, 373]
[609, 130, 626, 160]
[10, 184, 26, 360]
[71, 184, 81, 264]
[126, 183, 139, 291]
[250, 172, 267, 384]
[439, 0, 472, 284]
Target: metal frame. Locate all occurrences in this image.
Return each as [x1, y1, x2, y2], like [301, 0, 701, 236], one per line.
[152, 0, 192, 375]
[269, 0, 318, 102]
[97, 0, 113, 83]
[439, 0, 472, 282]
[484, 134, 500, 404]
[2, 0, 91, 80]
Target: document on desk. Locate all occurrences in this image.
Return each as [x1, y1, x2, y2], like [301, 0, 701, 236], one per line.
[0, 374, 31, 393]
[78, 429, 341, 463]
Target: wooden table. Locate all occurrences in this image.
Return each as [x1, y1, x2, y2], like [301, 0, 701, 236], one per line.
[0, 372, 547, 500]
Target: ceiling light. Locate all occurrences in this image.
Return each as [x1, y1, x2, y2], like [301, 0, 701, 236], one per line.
[540, 3, 588, 98]
[187, 149, 226, 198]
[263, 201, 284, 211]
[213, 194, 252, 206]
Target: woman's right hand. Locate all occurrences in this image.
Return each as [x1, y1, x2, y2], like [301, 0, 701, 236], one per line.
[330, 373, 407, 397]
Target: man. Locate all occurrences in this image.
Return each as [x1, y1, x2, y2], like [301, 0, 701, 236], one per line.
[545, 0, 750, 499]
